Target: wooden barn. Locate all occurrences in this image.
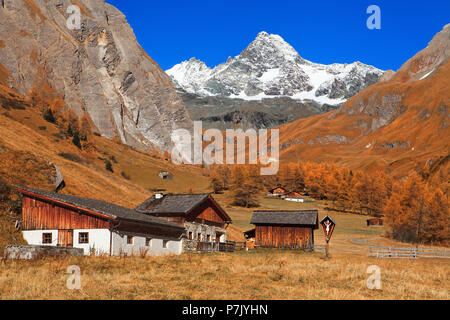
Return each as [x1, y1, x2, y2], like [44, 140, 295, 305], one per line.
[15, 186, 185, 256]
[250, 210, 319, 249]
[367, 218, 384, 226]
[268, 187, 288, 198]
[135, 193, 232, 252]
[281, 191, 304, 202]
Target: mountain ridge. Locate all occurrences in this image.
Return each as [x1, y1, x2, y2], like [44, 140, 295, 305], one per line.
[278, 24, 450, 178]
[167, 31, 384, 106]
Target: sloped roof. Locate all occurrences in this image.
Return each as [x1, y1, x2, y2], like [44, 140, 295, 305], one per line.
[15, 186, 184, 230]
[135, 194, 232, 222]
[251, 210, 319, 228]
[269, 187, 288, 193]
[320, 215, 336, 225]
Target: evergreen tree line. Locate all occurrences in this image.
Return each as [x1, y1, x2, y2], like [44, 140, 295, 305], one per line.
[30, 87, 93, 150]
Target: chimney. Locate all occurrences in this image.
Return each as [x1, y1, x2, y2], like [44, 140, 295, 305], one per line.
[155, 193, 164, 200]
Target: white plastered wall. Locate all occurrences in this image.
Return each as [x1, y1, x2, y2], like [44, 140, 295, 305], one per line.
[22, 229, 111, 255]
[73, 229, 111, 255]
[111, 232, 182, 256]
[23, 229, 183, 256]
[23, 230, 59, 247]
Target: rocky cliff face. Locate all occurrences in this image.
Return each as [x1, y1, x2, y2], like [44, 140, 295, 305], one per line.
[392, 23, 450, 82]
[339, 24, 450, 132]
[184, 92, 337, 130]
[0, 0, 192, 151]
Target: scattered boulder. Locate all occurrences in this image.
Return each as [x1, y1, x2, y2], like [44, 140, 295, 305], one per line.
[158, 171, 173, 180]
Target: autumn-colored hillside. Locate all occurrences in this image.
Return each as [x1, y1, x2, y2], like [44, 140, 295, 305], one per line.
[0, 83, 211, 207]
[279, 25, 450, 179]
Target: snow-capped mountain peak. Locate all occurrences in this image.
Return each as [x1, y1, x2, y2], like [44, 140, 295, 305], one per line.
[165, 58, 213, 94]
[246, 31, 304, 63]
[166, 32, 384, 105]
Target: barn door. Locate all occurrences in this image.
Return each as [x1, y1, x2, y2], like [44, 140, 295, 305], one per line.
[58, 230, 74, 247]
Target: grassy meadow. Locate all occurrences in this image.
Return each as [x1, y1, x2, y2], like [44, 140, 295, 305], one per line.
[0, 195, 448, 300]
[0, 249, 447, 300]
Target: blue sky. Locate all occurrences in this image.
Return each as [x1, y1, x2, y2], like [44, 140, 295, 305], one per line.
[106, 0, 450, 71]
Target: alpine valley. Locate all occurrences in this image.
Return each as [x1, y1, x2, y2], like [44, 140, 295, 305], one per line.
[0, 0, 449, 301]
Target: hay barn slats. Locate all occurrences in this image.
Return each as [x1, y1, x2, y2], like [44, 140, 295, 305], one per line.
[251, 210, 318, 249]
[22, 195, 109, 230]
[255, 225, 313, 248]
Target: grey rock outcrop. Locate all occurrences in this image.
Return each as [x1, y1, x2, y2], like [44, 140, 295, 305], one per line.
[392, 23, 450, 82]
[4, 245, 84, 260]
[182, 91, 341, 130]
[0, 0, 192, 151]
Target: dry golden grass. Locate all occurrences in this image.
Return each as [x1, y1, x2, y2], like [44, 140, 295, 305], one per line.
[0, 100, 211, 208]
[0, 250, 448, 300]
[0, 213, 27, 257]
[1, 193, 443, 300]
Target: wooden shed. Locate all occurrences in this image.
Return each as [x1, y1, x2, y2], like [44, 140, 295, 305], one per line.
[281, 191, 304, 202]
[367, 218, 384, 226]
[158, 171, 173, 180]
[250, 210, 319, 249]
[15, 186, 185, 256]
[268, 187, 288, 197]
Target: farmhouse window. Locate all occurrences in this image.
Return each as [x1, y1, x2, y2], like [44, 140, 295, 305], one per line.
[146, 238, 152, 247]
[42, 233, 52, 244]
[197, 233, 202, 241]
[79, 232, 89, 244]
[163, 240, 168, 248]
[207, 235, 211, 242]
[127, 236, 133, 244]
[189, 232, 193, 240]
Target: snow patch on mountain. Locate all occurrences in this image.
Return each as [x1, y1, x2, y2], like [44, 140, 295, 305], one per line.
[166, 32, 384, 105]
[419, 68, 435, 80]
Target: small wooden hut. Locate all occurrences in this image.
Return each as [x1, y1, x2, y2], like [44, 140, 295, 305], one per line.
[250, 210, 319, 249]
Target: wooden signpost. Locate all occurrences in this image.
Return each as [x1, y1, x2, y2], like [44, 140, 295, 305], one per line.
[320, 215, 336, 259]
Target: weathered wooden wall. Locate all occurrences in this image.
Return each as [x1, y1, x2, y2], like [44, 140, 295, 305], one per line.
[22, 196, 110, 231]
[255, 225, 314, 249]
[186, 199, 226, 227]
[367, 218, 384, 226]
[281, 192, 302, 199]
[272, 188, 286, 195]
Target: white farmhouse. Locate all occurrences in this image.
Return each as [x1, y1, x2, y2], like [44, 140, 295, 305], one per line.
[15, 186, 185, 256]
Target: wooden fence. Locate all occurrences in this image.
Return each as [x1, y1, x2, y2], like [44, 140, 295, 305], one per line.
[196, 242, 220, 252]
[196, 241, 245, 253]
[312, 245, 326, 253]
[369, 246, 450, 259]
[233, 241, 247, 251]
[253, 244, 323, 252]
